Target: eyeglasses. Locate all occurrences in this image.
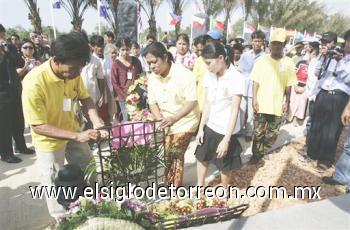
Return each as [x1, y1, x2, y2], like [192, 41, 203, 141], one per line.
[22, 46, 34, 50]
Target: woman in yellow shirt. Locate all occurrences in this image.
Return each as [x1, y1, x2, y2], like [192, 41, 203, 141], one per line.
[144, 42, 199, 187]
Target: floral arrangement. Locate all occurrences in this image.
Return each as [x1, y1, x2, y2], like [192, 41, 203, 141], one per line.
[57, 197, 156, 230]
[57, 195, 248, 229]
[148, 196, 235, 220]
[126, 74, 153, 121]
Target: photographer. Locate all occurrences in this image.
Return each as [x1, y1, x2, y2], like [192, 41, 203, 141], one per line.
[16, 39, 41, 78]
[307, 31, 350, 172]
[0, 24, 30, 163]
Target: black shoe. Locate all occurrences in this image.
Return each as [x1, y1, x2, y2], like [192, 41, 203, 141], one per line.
[322, 176, 343, 186]
[15, 148, 35, 155]
[1, 156, 22, 163]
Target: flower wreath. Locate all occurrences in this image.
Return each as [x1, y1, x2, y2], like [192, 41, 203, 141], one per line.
[126, 73, 153, 121]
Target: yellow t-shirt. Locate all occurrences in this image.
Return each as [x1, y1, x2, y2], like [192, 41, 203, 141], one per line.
[251, 55, 297, 116]
[148, 63, 199, 134]
[22, 59, 90, 152]
[193, 56, 208, 112]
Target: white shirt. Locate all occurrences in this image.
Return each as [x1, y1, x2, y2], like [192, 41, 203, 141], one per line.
[102, 56, 114, 93]
[203, 64, 245, 135]
[80, 54, 104, 104]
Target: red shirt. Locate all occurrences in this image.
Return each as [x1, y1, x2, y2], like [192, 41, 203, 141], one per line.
[296, 61, 308, 83]
[111, 56, 143, 101]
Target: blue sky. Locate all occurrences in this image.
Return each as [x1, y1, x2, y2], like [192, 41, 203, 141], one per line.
[0, 0, 349, 34]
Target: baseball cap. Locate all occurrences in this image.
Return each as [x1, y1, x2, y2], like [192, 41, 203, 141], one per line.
[270, 28, 287, 43]
[206, 29, 223, 40]
[320, 31, 337, 43]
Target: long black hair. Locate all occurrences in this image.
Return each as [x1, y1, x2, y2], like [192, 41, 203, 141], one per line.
[202, 42, 233, 66]
[143, 42, 174, 65]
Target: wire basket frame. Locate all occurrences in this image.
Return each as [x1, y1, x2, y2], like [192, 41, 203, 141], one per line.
[156, 204, 249, 229]
[96, 120, 167, 190]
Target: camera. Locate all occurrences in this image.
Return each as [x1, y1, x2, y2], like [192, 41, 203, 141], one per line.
[0, 42, 8, 52]
[327, 45, 344, 56]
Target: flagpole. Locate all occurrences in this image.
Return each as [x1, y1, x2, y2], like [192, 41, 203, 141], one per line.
[190, 19, 193, 47]
[137, 2, 140, 44]
[49, 0, 57, 39]
[209, 15, 213, 30]
[97, 0, 101, 35]
[226, 18, 229, 42]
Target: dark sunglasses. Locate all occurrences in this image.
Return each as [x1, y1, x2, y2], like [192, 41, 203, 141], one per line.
[22, 46, 34, 50]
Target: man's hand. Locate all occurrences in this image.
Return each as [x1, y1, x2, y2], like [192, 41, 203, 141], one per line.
[98, 129, 109, 139]
[158, 116, 177, 129]
[216, 138, 229, 159]
[253, 98, 259, 113]
[295, 86, 305, 94]
[76, 129, 101, 142]
[282, 102, 289, 113]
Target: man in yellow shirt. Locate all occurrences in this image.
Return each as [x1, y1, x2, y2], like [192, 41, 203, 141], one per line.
[192, 35, 209, 112]
[22, 32, 106, 219]
[250, 28, 297, 164]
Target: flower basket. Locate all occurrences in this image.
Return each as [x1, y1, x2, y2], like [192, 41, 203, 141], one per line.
[94, 121, 167, 188]
[155, 204, 249, 229]
[147, 198, 249, 229]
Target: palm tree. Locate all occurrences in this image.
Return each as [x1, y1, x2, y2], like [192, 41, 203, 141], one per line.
[241, 0, 253, 21]
[89, 0, 120, 39]
[167, 0, 189, 36]
[24, 0, 42, 33]
[222, 0, 237, 38]
[194, 0, 222, 31]
[241, 0, 326, 33]
[61, 0, 91, 32]
[322, 13, 350, 35]
[138, 0, 161, 38]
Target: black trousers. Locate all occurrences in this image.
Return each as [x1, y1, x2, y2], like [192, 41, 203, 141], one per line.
[307, 90, 348, 166]
[0, 99, 26, 158]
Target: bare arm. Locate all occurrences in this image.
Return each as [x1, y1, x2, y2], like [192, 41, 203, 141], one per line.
[253, 81, 259, 113]
[173, 101, 198, 122]
[198, 91, 210, 132]
[149, 103, 163, 120]
[31, 124, 100, 142]
[223, 95, 242, 141]
[282, 86, 292, 113]
[284, 86, 292, 103]
[80, 97, 104, 128]
[158, 101, 198, 129]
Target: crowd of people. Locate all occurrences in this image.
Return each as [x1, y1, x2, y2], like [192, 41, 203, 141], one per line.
[1, 22, 350, 220]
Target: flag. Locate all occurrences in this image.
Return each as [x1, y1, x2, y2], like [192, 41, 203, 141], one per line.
[215, 20, 224, 31]
[192, 15, 205, 29]
[52, 0, 61, 9]
[99, 1, 109, 19]
[257, 24, 271, 38]
[169, 13, 181, 25]
[243, 21, 256, 34]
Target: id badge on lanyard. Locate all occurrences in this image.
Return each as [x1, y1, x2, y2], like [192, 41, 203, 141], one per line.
[63, 98, 71, 111]
[127, 71, 133, 80]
